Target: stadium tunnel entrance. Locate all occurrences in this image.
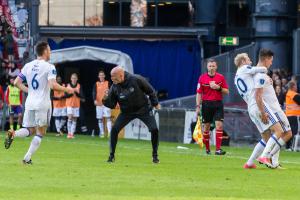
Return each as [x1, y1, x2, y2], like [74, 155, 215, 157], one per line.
[49, 46, 134, 134]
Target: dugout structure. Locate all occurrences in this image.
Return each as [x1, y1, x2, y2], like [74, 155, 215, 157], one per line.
[50, 45, 133, 73]
[49, 46, 134, 134]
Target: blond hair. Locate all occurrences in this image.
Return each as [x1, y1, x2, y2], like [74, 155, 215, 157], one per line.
[234, 53, 248, 67]
[71, 73, 78, 79]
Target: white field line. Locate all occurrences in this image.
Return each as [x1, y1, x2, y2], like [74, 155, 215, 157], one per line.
[44, 138, 300, 165]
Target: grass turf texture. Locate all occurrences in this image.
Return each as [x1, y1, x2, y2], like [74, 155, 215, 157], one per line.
[0, 132, 300, 200]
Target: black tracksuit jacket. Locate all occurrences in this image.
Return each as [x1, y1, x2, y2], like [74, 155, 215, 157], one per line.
[102, 72, 158, 114]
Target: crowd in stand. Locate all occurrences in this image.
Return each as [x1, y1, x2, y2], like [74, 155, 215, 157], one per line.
[270, 68, 297, 108]
[0, 4, 16, 125]
[1, 1, 30, 85]
[269, 68, 300, 150]
[0, 1, 31, 132]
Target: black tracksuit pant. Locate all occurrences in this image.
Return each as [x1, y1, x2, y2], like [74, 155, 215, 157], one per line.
[286, 116, 299, 149]
[109, 110, 159, 157]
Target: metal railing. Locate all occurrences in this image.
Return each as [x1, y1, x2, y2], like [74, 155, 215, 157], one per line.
[161, 95, 260, 144]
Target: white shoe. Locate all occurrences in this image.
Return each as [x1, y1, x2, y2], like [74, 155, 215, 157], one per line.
[273, 164, 286, 170]
[285, 148, 293, 152]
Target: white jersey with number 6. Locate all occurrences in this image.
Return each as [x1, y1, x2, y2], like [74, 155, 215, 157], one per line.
[18, 59, 57, 110]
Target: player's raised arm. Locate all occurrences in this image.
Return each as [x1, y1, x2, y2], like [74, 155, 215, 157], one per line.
[247, 66, 268, 75]
[234, 53, 267, 75]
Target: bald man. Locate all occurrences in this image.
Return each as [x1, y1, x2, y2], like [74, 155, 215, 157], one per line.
[103, 66, 160, 163]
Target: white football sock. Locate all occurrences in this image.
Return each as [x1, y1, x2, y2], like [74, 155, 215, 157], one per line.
[106, 118, 112, 134]
[247, 139, 266, 166]
[261, 134, 278, 158]
[71, 121, 77, 135]
[24, 135, 42, 162]
[67, 119, 72, 134]
[55, 118, 61, 132]
[14, 128, 30, 138]
[98, 119, 104, 135]
[60, 119, 66, 131]
[271, 149, 280, 167]
[270, 138, 285, 156]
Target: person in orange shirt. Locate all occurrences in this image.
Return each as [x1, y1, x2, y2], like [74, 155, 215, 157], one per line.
[51, 75, 67, 136]
[65, 73, 85, 139]
[93, 70, 112, 137]
[285, 81, 300, 150]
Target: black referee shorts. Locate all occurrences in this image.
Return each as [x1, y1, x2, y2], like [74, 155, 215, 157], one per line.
[201, 100, 224, 123]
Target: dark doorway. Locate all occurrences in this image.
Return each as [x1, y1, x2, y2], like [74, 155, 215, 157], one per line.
[53, 60, 116, 134]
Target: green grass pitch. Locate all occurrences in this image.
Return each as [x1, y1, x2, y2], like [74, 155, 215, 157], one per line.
[0, 132, 300, 200]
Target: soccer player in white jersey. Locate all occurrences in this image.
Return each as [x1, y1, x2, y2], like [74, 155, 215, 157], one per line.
[255, 49, 292, 168]
[234, 53, 285, 169]
[4, 41, 73, 164]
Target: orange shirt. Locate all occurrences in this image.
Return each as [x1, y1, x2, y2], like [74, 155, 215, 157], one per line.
[285, 90, 300, 116]
[66, 83, 81, 108]
[96, 81, 109, 106]
[53, 84, 66, 108]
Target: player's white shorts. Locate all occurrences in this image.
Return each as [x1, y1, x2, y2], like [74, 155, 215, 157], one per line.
[96, 105, 111, 119]
[52, 107, 67, 117]
[274, 110, 291, 132]
[248, 103, 279, 134]
[67, 107, 80, 117]
[23, 109, 51, 127]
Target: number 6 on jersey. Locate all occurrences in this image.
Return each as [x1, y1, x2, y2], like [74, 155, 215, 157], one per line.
[32, 73, 39, 90]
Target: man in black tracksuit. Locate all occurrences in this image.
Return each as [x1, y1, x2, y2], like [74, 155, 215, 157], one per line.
[103, 66, 160, 163]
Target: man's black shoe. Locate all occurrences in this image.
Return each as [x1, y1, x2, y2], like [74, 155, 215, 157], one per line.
[215, 149, 226, 155]
[107, 155, 115, 163]
[22, 159, 33, 165]
[206, 150, 211, 155]
[152, 156, 160, 164]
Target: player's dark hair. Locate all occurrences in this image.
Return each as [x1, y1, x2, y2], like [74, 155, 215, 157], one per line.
[259, 49, 274, 60]
[36, 41, 49, 57]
